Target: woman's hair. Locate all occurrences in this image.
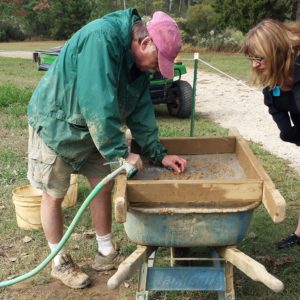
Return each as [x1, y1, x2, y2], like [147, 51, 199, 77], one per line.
[243, 19, 300, 89]
[132, 21, 149, 44]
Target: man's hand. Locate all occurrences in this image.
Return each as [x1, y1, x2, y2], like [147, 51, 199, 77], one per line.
[125, 153, 143, 171]
[162, 155, 187, 173]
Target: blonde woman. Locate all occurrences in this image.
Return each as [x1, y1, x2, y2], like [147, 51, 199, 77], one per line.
[243, 19, 300, 249]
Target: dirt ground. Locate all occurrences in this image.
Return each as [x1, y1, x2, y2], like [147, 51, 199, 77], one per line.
[2, 270, 134, 300]
[0, 51, 33, 59]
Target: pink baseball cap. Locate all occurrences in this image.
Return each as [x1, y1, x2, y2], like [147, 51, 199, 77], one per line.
[147, 11, 182, 79]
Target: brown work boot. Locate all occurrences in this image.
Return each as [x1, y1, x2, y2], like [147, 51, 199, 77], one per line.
[51, 253, 91, 289]
[92, 247, 124, 271]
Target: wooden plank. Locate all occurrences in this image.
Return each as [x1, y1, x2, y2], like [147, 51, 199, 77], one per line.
[229, 127, 286, 223]
[263, 187, 286, 223]
[160, 137, 236, 154]
[131, 137, 236, 155]
[225, 262, 235, 299]
[107, 245, 155, 289]
[127, 180, 262, 204]
[236, 137, 274, 184]
[229, 127, 271, 181]
[228, 127, 240, 137]
[113, 174, 127, 223]
[219, 247, 284, 293]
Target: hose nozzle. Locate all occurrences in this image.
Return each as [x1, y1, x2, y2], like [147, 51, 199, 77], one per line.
[120, 159, 138, 178]
[104, 159, 138, 178]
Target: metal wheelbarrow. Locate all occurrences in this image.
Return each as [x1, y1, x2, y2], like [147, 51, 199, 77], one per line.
[108, 128, 286, 299]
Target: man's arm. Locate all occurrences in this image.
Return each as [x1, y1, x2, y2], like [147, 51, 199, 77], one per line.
[126, 86, 186, 173]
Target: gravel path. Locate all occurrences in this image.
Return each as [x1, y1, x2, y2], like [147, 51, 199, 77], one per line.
[1, 51, 299, 173]
[0, 50, 33, 59]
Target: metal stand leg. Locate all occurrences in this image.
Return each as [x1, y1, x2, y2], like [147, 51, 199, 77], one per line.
[137, 251, 156, 300]
[136, 291, 149, 300]
[211, 250, 226, 300]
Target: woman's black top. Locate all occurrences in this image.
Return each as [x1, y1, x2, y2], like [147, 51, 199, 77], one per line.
[263, 56, 300, 144]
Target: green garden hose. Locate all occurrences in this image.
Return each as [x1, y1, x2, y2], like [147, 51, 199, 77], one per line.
[0, 160, 136, 288]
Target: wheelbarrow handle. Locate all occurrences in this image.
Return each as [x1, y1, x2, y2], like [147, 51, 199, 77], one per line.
[107, 246, 156, 289]
[218, 246, 284, 293]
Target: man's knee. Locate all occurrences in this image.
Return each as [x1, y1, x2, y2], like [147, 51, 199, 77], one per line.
[88, 177, 114, 194]
[42, 192, 64, 207]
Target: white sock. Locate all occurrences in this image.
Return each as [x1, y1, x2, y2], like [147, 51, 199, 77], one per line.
[48, 242, 66, 266]
[96, 233, 113, 256]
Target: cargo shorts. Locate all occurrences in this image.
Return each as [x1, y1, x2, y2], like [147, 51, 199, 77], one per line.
[27, 126, 111, 199]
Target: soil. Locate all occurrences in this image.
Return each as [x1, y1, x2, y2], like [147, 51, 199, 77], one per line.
[135, 154, 246, 180]
[2, 270, 133, 300]
[0, 51, 33, 59]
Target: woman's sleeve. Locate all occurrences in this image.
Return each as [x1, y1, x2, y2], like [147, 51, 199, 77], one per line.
[263, 88, 300, 144]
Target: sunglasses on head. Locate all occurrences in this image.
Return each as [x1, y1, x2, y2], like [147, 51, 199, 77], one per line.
[248, 56, 264, 62]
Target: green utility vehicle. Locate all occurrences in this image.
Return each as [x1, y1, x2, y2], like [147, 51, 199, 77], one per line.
[33, 47, 193, 118]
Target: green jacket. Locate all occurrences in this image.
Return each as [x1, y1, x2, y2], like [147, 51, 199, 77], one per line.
[28, 8, 167, 170]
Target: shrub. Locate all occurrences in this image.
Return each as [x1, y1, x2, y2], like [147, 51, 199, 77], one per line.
[186, 3, 220, 36]
[0, 21, 26, 41]
[192, 28, 244, 52]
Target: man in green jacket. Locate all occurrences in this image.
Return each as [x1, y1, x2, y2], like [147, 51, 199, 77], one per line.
[27, 8, 186, 288]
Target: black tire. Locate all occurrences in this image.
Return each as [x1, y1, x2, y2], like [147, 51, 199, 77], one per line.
[167, 80, 193, 118]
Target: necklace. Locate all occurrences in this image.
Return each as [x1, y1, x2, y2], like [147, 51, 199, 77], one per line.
[272, 85, 281, 96]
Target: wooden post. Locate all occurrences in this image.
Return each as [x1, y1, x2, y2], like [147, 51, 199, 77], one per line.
[113, 174, 127, 223]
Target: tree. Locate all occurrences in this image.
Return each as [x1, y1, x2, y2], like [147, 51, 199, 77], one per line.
[89, 0, 117, 20]
[217, 0, 295, 33]
[49, 0, 92, 39]
[186, 2, 220, 35]
[0, 0, 26, 41]
[22, 0, 52, 38]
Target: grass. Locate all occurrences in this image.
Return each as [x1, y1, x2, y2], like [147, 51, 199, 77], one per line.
[0, 49, 299, 299]
[179, 52, 252, 82]
[0, 57, 43, 88]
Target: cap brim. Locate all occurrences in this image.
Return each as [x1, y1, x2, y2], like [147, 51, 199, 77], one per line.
[158, 52, 174, 79]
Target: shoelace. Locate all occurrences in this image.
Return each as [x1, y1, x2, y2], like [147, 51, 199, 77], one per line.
[57, 255, 77, 271]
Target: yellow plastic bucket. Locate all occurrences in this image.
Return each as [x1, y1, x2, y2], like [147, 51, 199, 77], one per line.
[12, 185, 42, 230]
[12, 174, 78, 230]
